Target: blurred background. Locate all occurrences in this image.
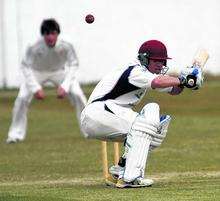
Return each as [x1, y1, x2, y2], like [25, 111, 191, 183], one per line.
[0, 1, 220, 200]
[0, 0, 219, 88]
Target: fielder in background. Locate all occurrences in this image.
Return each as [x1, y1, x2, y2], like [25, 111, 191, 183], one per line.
[81, 40, 203, 188]
[6, 18, 87, 143]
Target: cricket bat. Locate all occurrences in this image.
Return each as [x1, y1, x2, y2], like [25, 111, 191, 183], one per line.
[192, 49, 209, 69]
[186, 49, 209, 87]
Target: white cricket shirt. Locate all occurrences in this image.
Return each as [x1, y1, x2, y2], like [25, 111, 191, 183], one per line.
[88, 59, 160, 107]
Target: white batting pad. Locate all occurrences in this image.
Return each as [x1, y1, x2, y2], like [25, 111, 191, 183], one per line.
[123, 103, 160, 182]
[158, 115, 171, 137]
[123, 130, 151, 182]
[150, 115, 172, 149]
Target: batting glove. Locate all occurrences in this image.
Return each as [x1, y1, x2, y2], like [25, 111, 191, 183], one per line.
[179, 67, 203, 90]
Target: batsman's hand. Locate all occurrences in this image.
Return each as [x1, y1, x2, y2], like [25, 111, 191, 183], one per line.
[179, 67, 203, 90]
[57, 86, 67, 99]
[34, 89, 45, 100]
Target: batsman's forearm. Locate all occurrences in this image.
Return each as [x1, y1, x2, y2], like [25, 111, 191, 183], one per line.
[151, 75, 181, 88]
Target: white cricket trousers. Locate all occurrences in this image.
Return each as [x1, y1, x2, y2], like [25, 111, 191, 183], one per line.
[8, 70, 87, 141]
[80, 100, 138, 141]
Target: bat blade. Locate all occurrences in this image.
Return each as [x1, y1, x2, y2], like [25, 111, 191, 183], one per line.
[192, 49, 209, 69]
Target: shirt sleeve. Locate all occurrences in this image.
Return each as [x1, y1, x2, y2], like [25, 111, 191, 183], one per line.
[66, 43, 79, 67]
[128, 66, 159, 89]
[20, 46, 42, 93]
[155, 87, 173, 93]
[61, 43, 79, 92]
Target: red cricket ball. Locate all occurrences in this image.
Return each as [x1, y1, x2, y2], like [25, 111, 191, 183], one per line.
[85, 14, 95, 24]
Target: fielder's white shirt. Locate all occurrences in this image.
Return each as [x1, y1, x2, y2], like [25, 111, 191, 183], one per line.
[88, 59, 171, 107]
[21, 38, 78, 93]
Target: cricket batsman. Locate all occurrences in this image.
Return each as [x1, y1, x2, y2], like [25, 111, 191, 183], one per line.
[80, 40, 203, 188]
[6, 18, 87, 143]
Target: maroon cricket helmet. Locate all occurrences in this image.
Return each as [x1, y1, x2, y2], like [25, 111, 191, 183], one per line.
[138, 40, 171, 60]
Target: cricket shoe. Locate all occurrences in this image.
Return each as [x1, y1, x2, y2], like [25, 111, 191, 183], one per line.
[109, 165, 125, 178]
[116, 177, 154, 188]
[6, 137, 23, 144]
[109, 156, 126, 177]
[105, 174, 118, 187]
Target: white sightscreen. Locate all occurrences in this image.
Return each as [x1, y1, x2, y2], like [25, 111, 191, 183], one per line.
[0, 0, 220, 88]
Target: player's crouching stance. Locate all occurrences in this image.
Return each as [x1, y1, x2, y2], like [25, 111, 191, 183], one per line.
[80, 40, 203, 188]
[6, 19, 87, 143]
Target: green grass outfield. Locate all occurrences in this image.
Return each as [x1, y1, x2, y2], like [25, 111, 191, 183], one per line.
[0, 78, 220, 201]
